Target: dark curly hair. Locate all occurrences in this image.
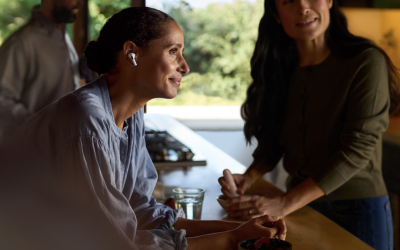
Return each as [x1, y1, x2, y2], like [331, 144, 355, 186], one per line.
[85, 7, 175, 75]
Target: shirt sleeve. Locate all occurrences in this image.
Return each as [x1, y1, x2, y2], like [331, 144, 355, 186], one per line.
[131, 156, 186, 231]
[311, 49, 390, 195]
[129, 117, 186, 231]
[56, 135, 187, 250]
[0, 36, 31, 139]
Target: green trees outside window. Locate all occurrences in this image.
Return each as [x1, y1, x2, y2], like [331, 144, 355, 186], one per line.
[0, 0, 130, 44]
[0, 0, 39, 45]
[149, 0, 263, 106]
[0, 0, 263, 106]
[88, 0, 130, 41]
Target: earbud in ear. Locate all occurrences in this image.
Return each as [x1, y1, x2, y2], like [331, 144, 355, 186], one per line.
[129, 53, 137, 66]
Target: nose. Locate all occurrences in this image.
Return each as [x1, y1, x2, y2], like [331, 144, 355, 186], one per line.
[179, 57, 190, 75]
[298, 0, 310, 15]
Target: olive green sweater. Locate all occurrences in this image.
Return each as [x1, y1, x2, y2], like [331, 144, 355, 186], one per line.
[259, 48, 390, 201]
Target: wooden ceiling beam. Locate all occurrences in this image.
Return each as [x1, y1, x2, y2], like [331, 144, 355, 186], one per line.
[131, 0, 146, 7]
[73, 0, 89, 56]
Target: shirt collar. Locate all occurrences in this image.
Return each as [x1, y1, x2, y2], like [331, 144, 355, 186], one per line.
[31, 5, 60, 35]
[98, 76, 131, 138]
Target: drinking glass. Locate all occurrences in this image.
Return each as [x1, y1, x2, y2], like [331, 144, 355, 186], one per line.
[172, 187, 205, 220]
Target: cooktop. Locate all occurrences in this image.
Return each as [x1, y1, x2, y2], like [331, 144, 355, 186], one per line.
[145, 130, 207, 170]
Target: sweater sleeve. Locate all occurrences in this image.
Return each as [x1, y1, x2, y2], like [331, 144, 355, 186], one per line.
[311, 49, 390, 195]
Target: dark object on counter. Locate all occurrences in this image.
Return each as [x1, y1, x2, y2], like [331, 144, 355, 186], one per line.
[239, 238, 292, 250]
[243, 238, 258, 249]
[145, 131, 195, 162]
[164, 198, 175, 210]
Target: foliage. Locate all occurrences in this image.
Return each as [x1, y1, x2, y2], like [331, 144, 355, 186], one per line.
[88, 0, 130, 41]
[0, 0, 39, 44]
[0, 0, 129, 44]
[0, 0, 264, 106]
[150, 0, 264, 106]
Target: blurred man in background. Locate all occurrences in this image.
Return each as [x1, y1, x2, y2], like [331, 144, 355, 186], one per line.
[0, 0, 84, 142]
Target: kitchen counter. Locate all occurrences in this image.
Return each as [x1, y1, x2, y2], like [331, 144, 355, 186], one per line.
[144, 114, 373, 250]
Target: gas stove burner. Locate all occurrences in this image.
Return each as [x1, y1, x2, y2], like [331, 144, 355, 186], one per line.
[145, 131, 195, 162]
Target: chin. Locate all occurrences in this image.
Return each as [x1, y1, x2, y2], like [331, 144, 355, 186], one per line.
[166, 93, 178, 99]
[296, 33, 321, 42]
[165, 90, 178, 99]
[158, 93, 177, 100]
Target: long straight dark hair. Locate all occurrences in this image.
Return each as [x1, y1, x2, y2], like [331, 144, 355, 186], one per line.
[241, 0, 400, 148]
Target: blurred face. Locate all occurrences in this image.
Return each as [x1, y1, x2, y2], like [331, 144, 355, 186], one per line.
[274, 0, 333, 42]
[52, 0, 83, 23]
[137, 22, 190, 99]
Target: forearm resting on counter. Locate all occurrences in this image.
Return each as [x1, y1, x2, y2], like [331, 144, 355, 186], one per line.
[173, 217, 242, 237]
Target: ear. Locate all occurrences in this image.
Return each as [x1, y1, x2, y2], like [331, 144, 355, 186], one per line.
[123, 41, 139, 67]
[328, 0, 333, 9]
[273, 12, 282, 24]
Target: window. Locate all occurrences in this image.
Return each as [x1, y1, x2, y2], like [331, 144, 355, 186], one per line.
[88, 0, 130, 41]
[146, 0, 263, 121]
[0, 1, 49, 45]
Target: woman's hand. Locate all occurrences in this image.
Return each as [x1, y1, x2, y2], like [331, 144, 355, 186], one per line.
[225, 178, 325, 220]
[218, 173, 253, 198]
[231, 214, 287, 241]
[186, 215, 287, 250]
[225, 194, 288, 219]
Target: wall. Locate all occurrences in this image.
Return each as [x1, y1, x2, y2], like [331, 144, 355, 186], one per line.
[341, 8, 400, 68]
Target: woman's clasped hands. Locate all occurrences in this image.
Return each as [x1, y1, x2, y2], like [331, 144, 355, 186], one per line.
[232, 215, 287, 241]
[218, 173, 288, 220]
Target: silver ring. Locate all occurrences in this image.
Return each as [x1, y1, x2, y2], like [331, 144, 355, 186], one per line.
[249, 209, 254, 215]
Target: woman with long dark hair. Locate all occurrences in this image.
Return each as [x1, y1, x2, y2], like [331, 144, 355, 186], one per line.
[219, 1, 399, 249]
[0, 7, 287, 250]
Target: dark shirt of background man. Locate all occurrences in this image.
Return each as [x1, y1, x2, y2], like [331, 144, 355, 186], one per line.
[0, 4, 89, 143]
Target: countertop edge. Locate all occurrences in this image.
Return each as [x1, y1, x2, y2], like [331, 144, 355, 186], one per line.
[383, 132, 400, 146]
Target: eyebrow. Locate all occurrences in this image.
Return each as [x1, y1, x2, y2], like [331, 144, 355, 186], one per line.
[166, 42, 183, 48]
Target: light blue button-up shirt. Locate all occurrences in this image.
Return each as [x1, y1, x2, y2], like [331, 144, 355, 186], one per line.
[0, 76, 187, 250]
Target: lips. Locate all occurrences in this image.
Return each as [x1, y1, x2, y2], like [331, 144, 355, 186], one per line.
[297, 18, 317, 27]
[169, 78, 182, 86]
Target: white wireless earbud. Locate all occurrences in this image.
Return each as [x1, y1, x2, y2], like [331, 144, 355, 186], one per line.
[129, 53, 137, 66]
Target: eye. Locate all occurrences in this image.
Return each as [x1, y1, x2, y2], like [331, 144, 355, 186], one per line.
[170, 48, 178, 55]
[283, 0, 294, 4]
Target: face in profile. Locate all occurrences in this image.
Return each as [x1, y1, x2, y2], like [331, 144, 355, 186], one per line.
[137, 21, 190, 99]
[52, 0, 84, 23]
[274, 0, 333, 42]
